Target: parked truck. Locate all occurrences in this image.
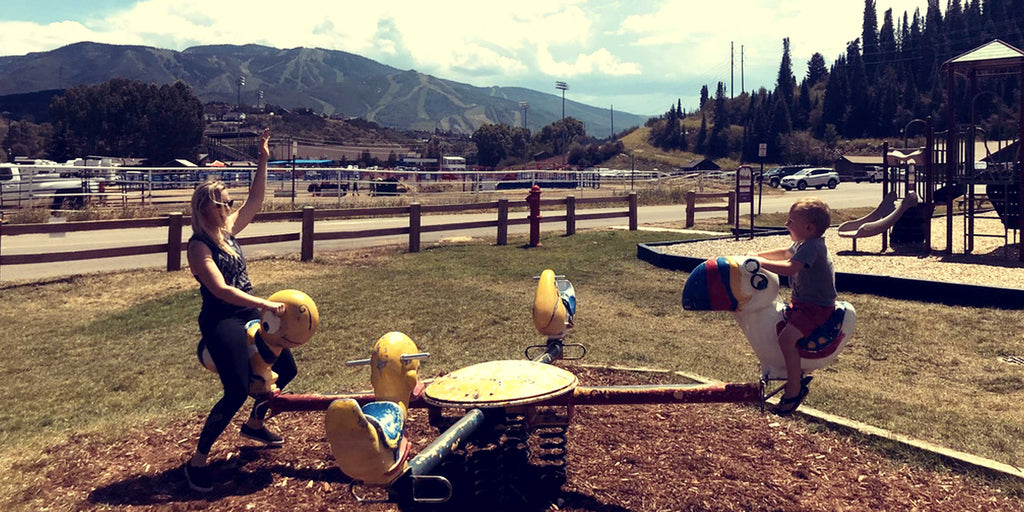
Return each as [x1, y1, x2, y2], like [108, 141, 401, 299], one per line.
[0, 163, 105, 209]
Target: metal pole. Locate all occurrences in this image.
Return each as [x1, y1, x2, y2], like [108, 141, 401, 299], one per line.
[291, 141, 297, 208]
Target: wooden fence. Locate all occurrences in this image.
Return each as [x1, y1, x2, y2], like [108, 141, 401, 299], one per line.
[0, 193, 637, 276]
[684, 190, 735, 228]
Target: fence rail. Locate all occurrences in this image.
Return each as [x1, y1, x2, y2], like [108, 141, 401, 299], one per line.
[684, 190, 736, 227]
[0, 192, 637, 278]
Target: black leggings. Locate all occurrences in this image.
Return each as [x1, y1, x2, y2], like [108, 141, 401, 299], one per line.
[195, 313, 297, 455]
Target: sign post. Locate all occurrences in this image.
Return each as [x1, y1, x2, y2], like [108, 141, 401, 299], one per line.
[757, 143, 767, 215]
[736, 165, 754, 240]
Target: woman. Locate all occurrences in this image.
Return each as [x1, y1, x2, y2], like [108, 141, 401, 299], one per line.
[184, 128, 291, 493]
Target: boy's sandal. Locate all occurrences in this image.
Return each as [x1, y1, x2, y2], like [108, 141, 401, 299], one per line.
[772, 384, 809, 417]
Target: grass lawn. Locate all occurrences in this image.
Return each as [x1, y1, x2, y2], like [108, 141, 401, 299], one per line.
[1, 228, 1022, 506]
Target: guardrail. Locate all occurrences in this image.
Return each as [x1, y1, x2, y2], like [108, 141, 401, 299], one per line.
[0, 192, 637, 278]
[684, 190, 736, 227]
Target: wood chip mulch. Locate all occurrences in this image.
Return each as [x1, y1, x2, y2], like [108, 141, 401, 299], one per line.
[15, 366, 1024, 512]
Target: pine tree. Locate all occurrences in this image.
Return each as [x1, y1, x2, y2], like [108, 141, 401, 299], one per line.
[862, 0, 879, 79]
[805, 53, 828, 86]
[844, 39, 870, 137]
[695, 113, 707, 154]
[879, 9, 896, 73]
[795, 81, 812, 131]
[821, 58, 849, 136]
[775, 38, 797, 108]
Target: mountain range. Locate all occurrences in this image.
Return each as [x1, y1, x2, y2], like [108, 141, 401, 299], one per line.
[0, 42, 647, 137]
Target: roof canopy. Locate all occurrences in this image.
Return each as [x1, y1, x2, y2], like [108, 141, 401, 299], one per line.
[942, 39, 1024, 76]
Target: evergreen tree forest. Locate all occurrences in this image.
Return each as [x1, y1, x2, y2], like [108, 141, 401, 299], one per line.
[647, 0, 1024, 164]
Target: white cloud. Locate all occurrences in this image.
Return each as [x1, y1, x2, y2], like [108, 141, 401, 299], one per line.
[0, 20, 104, 55]
[537, 44, 641, 76]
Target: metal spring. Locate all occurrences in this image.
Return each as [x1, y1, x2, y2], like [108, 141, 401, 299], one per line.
[535, 426, 568, 466]
[534, 425, 569, 487]
[468, 444, 502, 504]
[434, 449, 468, 510]
[502, 413, 530, 470]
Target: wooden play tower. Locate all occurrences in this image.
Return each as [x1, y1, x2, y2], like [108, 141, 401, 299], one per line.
[933, 40, 1024, 260]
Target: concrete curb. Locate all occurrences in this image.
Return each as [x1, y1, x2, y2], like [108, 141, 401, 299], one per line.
[637, 240, 1024, 309]
[578, 363, 1024, 483]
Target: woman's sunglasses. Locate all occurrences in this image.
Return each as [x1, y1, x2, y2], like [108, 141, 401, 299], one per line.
[213, 199, 236, 208]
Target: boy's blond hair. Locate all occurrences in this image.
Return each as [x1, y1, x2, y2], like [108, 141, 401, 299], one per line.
[790, 197, 831, 237]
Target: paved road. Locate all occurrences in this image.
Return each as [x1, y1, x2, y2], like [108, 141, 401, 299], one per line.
[0, 183, 884, 282]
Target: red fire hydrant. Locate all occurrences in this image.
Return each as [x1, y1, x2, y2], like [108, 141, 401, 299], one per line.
[527, 184, 542, 247]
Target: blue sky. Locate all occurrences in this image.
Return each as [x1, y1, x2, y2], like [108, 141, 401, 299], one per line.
[1, 0, 929, 116]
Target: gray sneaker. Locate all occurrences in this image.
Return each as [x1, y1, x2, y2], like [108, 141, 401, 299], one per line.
[240, 424, 284, 446]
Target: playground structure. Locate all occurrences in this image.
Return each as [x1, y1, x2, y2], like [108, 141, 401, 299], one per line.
[838, 40, 1024, 260]
[265, 269, 773, 508]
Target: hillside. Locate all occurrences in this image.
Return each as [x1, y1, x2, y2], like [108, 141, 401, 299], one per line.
[0, 42, 647, 136]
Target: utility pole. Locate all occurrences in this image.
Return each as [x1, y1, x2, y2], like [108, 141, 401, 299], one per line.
[519, 101, 529, 129]
[741, 45, 745, 94]
[730, 42, 734, 99]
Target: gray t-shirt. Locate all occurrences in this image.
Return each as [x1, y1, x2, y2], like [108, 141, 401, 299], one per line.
[789, 237, 837, 306]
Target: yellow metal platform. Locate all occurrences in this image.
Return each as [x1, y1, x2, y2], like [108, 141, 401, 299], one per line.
[424, 360, 578, 408]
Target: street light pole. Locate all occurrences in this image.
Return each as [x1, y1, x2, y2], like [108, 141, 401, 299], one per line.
[555, 81, 568, 120]
[555, 81, 569, 165]
[237, 75, 245, 109]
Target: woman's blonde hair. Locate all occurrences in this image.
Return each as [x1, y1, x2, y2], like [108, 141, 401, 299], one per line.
[191, 180, 238, 258]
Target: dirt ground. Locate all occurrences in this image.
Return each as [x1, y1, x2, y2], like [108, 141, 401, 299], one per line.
[15, 366, 1024, 512]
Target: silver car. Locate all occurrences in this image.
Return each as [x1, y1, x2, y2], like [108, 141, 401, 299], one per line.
[780, 167, 840, 191]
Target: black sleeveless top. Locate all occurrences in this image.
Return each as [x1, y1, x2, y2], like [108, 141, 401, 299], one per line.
[190, 232, 255, 320]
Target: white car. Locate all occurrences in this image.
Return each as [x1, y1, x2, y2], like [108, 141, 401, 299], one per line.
[780, 167, 840, 191]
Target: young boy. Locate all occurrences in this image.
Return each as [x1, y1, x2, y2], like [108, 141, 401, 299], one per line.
[752, 197, 837, 416]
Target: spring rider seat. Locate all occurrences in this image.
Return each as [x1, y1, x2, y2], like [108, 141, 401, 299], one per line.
[681, 256, 856, 382]
[325, 332, 428, 485]
[196, 289, 320, 396]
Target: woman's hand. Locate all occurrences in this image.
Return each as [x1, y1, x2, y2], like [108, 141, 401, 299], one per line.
[262, 300, 286, 316]
[258, 128, 271, 161]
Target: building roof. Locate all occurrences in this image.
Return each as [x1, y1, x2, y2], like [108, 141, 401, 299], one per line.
[945, 39, 1024, 65]
[942, 39, 1024, 75]
[681, 158, 720, 170]
[837, 155, 883, 165]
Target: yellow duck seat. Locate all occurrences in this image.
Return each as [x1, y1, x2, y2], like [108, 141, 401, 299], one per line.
[533, 269, 577, 338]
[326, 332, 425, 486]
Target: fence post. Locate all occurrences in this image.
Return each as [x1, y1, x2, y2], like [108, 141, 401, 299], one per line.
[727, 191, 736, 225]
[527, 185, 542, 247]
[685, 190, 696, 228]
[409, 203, 421, 253]
[301, 206, 315, 261]
[628, 192, 638, 231]
[497, 198, 508, 246]
[566, 195, 576, 236]
[167, 212, 182, 271]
